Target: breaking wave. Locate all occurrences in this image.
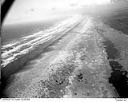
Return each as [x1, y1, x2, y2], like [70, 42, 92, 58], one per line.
[1, 15, 83, 68]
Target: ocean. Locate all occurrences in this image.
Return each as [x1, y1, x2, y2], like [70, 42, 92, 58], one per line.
[2, 21, 55, 45]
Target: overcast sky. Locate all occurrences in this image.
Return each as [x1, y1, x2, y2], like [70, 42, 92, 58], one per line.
[4, 0, 110, 25]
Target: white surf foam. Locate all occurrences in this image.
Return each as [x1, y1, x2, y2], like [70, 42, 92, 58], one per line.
[1, 15, 83, 67]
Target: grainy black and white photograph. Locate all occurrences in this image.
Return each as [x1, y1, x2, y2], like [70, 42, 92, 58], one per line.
[1, 0, 128, 99]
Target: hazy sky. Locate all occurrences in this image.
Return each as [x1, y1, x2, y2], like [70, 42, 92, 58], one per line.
[4, 0, 110, 25]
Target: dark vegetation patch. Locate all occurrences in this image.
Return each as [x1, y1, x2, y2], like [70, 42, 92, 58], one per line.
[102, 39, 128, 97]
[109, 61, 128, 98]
[95, 3, 128, 97]
[103, 40, 120, 59]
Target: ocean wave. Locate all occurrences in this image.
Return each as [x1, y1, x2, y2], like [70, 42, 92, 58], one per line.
[1, 15, 83, 67]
